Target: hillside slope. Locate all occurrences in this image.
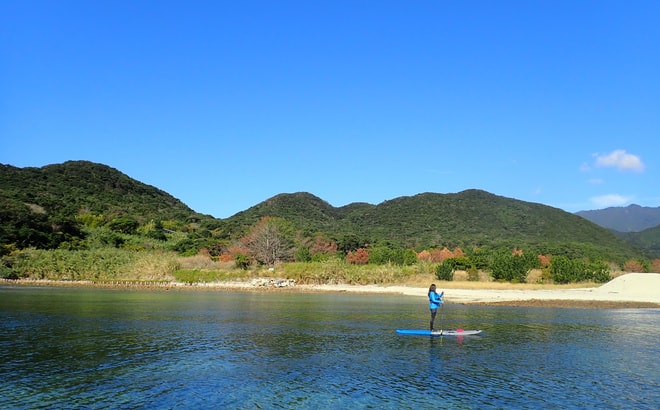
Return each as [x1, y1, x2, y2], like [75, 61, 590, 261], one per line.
[0, 161, 652, 260]
[0, 161, 204, 223]
[621, 225, 660, 257]
[220, 190, 647, 260]
[576, 204, 660, 232]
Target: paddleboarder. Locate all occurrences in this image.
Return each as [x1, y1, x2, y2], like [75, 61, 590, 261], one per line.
[428, 283, 444, 332]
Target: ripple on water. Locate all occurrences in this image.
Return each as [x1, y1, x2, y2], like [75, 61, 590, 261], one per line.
[1, 289, 658, 409]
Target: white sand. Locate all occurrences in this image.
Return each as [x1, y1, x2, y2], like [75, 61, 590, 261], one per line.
[8, 273, 658, 305]
[303, 273, 660, 304]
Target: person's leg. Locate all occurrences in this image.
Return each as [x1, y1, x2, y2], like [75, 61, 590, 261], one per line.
[430, 308, 437, 331]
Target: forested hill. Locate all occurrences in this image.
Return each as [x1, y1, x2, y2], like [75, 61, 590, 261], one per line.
[0, 161, 204, 223]
[224, 191, 647, 260]
[0, 161, 652, 260]
[0, 161, 217, 249]
[576, 204, 660, 232]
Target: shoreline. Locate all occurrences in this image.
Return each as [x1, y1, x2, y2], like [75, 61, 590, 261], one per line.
[2, 272, 659, 309]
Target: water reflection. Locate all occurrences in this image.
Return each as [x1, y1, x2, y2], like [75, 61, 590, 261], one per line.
[1, 287, 658, 409]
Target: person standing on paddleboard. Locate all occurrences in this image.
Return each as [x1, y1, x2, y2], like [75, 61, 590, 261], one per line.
[428, 284, 443, 332]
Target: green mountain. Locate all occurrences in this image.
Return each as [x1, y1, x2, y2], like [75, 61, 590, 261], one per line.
[576, 204, 660, 232]
[223, 191, 648, 260]
[0, 161, 217, 249]
[621, 225, 660, 257]
[0, 161, 653, 261]
[0, 161, 206, 222]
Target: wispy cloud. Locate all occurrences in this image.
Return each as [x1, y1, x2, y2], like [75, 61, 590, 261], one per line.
[594, 150, 644, 172]
[590, 194, 632, 208]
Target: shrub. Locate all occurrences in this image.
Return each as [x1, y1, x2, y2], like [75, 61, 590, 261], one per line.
[347, 248, 369, 265]
[435, 261, 454, 281]
[490, 252, 531, 283]
[550, 256, 594, 283]
[403, 249, 418, 266]
[0, 265, 18, 279]
[652, 259, 660, 273]
[590, 261, 611, 283]
[295, 247, 312, 262]
[234, 253, 251, 270]
[467, 267, 479, 281]
[623, 259, 646, 273]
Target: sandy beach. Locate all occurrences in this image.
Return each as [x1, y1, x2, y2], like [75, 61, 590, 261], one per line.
[300, 272, 660, 308]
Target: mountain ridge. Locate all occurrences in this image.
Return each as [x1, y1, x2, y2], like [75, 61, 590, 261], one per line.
[1, 161, 655, 260]
[224, 189, 648, 260]
[576, 204, 660, 232]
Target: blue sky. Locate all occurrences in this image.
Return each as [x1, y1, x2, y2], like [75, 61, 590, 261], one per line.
[2, 1, 658, 218]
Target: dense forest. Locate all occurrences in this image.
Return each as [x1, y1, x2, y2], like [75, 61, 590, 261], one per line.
[1, 161, 659, 284]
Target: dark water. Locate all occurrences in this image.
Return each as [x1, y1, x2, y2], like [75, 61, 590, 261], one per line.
[1, 286, 658, 409]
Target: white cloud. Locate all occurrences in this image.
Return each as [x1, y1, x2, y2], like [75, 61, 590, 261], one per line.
[594, 150, 644, 172]
[590, 194, 632, 208]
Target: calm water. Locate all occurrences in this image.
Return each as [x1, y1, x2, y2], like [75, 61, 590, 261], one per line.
[1, 286, 658, 409]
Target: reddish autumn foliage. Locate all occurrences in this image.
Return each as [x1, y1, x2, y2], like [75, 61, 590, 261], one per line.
[429, 247, 456, 263]
[310, 234, 338, 255]
[537, 254, 551, 267]
[218, 245, 251, 262]
[416, 250, 432, 262]
[652, 259, 660, 273]
[240, 216, 294, 265]
[347, 248, 369, 265]
[623, 259, 646, 273]
[511, 248, 523, 256]
[453, 247, 465, 258]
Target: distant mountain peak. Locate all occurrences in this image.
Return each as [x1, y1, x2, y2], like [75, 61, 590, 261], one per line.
[576, 204, 660, 232]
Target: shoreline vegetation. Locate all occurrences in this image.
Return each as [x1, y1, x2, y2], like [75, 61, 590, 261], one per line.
[4, 248, 659, 309]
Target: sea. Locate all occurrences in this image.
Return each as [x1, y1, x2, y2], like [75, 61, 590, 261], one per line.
[1, 286, 658, 409]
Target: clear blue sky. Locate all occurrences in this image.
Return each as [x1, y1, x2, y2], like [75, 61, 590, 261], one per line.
[2, 1, 658, 218]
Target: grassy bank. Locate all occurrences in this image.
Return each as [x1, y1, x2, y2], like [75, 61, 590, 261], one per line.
[4, 249, 612, 289]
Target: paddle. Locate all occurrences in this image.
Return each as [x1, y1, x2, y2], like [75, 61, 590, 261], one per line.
[440, 299, 444, 333]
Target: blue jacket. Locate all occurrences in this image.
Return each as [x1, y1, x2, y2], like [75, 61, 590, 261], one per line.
[429, 291, 443, 309]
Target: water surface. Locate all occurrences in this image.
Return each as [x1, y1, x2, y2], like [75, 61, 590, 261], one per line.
[1, 286, 658, 409]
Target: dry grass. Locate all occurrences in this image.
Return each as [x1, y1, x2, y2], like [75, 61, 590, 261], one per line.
[178, 255, 234, 270]
[128, 255, 605, 290]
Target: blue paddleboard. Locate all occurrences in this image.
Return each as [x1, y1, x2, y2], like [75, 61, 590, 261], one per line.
[396, 329, 482, 336]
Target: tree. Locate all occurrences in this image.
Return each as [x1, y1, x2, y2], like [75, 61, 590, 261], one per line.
[335, 233, 366, 254]
[107, 217, 139, 234]
[346, 248, 369, 265]
[490, 250, 536, 283]
[417, 250, 432, 262]
[309, 234, 338, 256]
[241, 217, 295, 265]
[430, 247, 453, 263]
